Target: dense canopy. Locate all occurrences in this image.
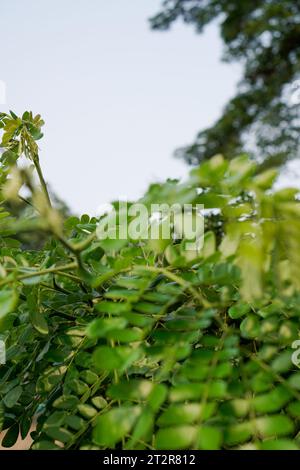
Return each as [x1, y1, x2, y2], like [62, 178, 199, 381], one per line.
[0, 112, 300, 449]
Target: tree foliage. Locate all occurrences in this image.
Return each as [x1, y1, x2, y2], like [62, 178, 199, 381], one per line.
[150, 0, 300, 170]
[0, 112, 300, 449]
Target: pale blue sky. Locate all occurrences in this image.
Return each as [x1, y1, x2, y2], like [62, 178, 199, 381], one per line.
[0, 0, 242, 214]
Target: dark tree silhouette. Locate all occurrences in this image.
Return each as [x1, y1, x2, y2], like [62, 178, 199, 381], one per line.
[150, 1, 300, 169]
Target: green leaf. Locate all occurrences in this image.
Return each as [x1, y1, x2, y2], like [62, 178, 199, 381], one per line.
[259, 439, 298, 450]
[169, 381, 227, 402]
[95, 301, 130, 314]
[86, 317, 127, 339]
[77, 404, 98, 419]
[31, 440, 60, 450]
[3, 385, 22, 408]
[44, 411, 66, 429]
[93, 406, 141, 447]
[189, 154, 227, 187]
[226, 154, 255, 186]
[252, 168, 278, 190]
[0, 403, 4, 432]
[92, 346, 141, 372]
[36, 366, 67, 393]
[67, 379, 90, 396]
[108, 380, 156, 401]
[0, 289, 18, 332]
[225, 415, 294, 446]
[27, 289, 49, 335]
[240, 314, 260, 339]
[79, 370, 98, 385]
[91, 396, 107, 410]
[287, 401, 300, 418]
[106, 328, 143, 343]
[125, 409, 154, 448]
[271, 350, 293, 373]
[288, 372, 300, 389]
[157, 403, 216, 426]
[45, 427, 74, 443]
[197, 426, 222, 450]
[104, 289, 140, 302]
[155, 426, 197, 450]
[148, 384, 168, 412]
[228, 302, 251, 319]
[65, 415, 86, 431]
[53, 395, 79, 410]
[1, 422, 19, 448]
[253, 386, 291, 413]
[224, 422, 252, 446]
[255, 415, 294, 438]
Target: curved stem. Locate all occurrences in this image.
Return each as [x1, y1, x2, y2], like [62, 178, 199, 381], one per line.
[135, 265, 209, 306]
[0, 261, 77, 287]
[33, 154, 52, 207]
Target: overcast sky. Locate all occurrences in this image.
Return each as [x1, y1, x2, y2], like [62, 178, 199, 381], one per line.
[0, 0, 242, 214]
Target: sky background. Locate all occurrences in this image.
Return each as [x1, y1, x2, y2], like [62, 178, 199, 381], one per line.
[0, 0, 242, 214]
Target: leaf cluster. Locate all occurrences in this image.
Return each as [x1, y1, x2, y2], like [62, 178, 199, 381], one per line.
[0, 114, 300, 449]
